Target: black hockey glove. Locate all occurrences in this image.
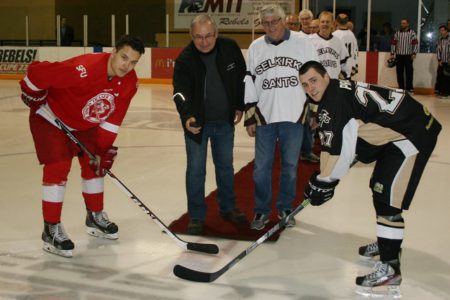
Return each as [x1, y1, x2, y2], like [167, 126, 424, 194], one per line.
[304, 171, 339, 206]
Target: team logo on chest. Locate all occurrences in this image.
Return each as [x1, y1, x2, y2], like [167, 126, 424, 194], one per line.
[318, 109, 331, 127]
[82, 93, 115, 123]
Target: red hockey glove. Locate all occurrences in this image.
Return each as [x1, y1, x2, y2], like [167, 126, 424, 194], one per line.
[90, 146, 118, 177]
[19, 79, 48, 108]
[304, 171, 339, 206]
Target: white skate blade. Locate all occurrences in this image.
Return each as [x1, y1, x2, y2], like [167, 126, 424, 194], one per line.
[43, 242, 73, 258]
[86, 227, 118, 240]
[355, 285, 402, 298]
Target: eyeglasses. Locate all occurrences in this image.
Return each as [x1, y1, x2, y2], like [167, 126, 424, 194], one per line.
[192, 33, 216, 42]
[261, 18, 282, 28]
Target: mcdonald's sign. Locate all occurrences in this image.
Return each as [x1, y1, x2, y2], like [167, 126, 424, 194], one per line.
[151, 48, 183, 79]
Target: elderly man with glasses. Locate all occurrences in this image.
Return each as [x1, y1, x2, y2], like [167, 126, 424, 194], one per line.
[172, 14, 247, 235]
[244, 4, 318, 230]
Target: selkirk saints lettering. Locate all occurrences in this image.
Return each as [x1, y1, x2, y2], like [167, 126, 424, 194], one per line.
[255, 56, 303, 75]
[262, 76, 299, 89]
[317, 47, 339, 59]
[320, 59, 338, 68]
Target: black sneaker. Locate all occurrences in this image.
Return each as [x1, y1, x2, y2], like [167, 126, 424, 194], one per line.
[220, 208, 247, 223]
[278, 210, 296, 227]
[187, 219, 204, 235]
[250, 213, 269, 230]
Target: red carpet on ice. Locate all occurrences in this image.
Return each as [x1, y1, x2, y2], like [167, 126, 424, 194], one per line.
[168, 145, 319, 242]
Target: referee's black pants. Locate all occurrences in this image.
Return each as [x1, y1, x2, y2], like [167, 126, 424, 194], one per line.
[395, 54, 414, 91]
[436, 64, 450, 95]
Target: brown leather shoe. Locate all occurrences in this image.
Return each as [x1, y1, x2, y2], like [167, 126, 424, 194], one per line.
[220, 208, 247, 223]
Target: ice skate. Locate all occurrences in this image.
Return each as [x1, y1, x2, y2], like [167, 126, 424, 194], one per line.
[355, 259, 402, 298]
[86, 210, 119, 239]
[358, 241, 379, 260]
[42, 222, 74, 258]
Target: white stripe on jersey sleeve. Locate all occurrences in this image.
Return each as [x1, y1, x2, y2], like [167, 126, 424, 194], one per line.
[24, 75, 43, 91]
[319, 118, 359, 182]
[99, 121, 119, 134]
[244, 74, 258, 104]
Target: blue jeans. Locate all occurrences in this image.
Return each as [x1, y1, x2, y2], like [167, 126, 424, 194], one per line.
[185, 121, 236, 220]
[253, 122, 304, 215]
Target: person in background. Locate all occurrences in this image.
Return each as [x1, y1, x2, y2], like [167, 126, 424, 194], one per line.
[377, 22, 394, 52]
[435, 24, 450, 98]
[299, 60, 441, 298]
[294, 8, 320, 164]
[310, 19, 320, 34]
[347, 21, 354, 32]
[310, 11, 351, 79]
[333, 13, 359, 78]
[244, 4, 318, 231]
[298, 9, 314, 37]
[60, 17, 74, 46]
[172, 14, 247, 235]
[285, 14, 301, 32]
[20, 35, 145, 258]
[391, 19, 418, 93]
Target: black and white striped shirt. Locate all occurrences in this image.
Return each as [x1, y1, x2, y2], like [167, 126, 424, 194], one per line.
[391, 29, 418, 55]
[437, 35, 450, 63]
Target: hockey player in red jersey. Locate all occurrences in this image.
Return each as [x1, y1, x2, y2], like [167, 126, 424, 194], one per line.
[20, 35, 145, 257]
[299, 60, 441, 297]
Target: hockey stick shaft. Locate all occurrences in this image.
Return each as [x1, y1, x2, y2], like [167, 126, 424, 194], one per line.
[38, 106, 218, 254]
[173, 199, 311, 282]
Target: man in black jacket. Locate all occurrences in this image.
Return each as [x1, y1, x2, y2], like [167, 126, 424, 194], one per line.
[173, 14, 247, 235]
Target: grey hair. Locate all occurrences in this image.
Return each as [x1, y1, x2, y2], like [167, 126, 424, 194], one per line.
[299, 9, 313, 19]
[190, 14, 218, 35]
[260, 4, 286, 21]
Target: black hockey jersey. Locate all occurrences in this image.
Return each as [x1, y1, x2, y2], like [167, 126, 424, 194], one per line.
[316, 79, 441, 181]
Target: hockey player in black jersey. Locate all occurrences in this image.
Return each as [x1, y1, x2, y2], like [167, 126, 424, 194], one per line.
[299, 60, 441, 297]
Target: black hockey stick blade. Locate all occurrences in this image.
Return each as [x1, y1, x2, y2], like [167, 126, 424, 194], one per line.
[173, 264, 215, 283]
[173, 199, 311, 282]
[39, 106, 220, 256]
[187, 242, 219, 254]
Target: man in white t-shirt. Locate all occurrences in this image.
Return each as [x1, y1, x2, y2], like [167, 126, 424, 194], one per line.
[333, 13, 358, 78]
[310, 11, 351, 79]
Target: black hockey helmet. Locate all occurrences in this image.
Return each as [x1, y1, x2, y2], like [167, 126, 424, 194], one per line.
[387, 57, 397, 68]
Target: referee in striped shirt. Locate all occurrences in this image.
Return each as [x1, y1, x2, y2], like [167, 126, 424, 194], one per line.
[436, 25, 450, 97]
[391, 19, 418, 93]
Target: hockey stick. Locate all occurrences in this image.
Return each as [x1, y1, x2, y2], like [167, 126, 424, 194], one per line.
[173, 199, 311, 282]
[38, 105, 219, 255]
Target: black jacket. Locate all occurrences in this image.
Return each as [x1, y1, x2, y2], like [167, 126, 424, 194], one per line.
[173, 36, 246, 143]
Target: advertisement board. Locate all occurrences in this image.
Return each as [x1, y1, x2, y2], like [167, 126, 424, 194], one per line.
[173, 0, 296, 30]
[0, 47, 38, 74]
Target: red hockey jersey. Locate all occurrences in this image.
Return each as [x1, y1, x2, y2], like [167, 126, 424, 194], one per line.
[23, 52, 138, 153]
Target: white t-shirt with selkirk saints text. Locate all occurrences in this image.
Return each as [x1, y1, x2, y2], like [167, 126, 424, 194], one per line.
[244, 31, 318, 126]
[310, 33, 351, 79]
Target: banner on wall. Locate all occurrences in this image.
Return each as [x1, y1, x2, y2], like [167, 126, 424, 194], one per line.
[0, 47, 38, 74]
[173, 0, 296, 30]
[151, 48, 183, 79]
